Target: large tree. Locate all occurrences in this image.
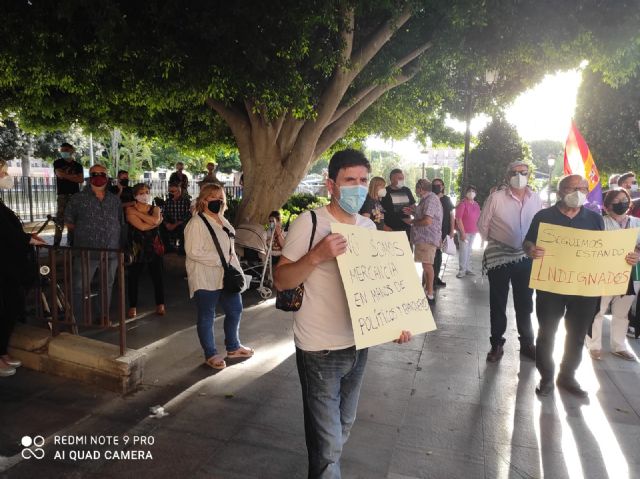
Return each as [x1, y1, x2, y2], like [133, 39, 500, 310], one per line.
[1, 1, 639, 223]
[575, 69, 640, 174]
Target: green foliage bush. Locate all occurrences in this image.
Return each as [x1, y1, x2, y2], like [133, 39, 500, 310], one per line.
[224, 193, 329, 228]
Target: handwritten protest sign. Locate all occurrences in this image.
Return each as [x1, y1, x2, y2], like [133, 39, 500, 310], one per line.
[331, 223, 436, 349]
[529, 223, 638, 296]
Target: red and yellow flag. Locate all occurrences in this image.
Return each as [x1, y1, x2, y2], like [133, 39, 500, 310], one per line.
[563, 121, 602, 209]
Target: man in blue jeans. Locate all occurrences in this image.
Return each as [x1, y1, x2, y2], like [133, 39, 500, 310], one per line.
[275, 149, 411, 479]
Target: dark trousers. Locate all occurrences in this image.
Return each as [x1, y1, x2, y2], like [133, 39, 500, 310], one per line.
[54, 194, 74, 246]
[434, 247, 443, 279]
[535, 291, 599, 381]
[487, 259, 534, 347]
[160, 223, 186, 252]
[127, 257, 165, 308]
[0, 283, 25, 355]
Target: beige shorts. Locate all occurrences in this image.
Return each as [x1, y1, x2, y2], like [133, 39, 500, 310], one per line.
[414, 243, 437, 264]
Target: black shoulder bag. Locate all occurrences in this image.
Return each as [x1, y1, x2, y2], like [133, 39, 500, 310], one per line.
[275, 210, 317, 311]
[198, 213, 245, 294]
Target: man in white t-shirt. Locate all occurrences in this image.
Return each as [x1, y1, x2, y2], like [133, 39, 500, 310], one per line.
[275, 149, 412, 479]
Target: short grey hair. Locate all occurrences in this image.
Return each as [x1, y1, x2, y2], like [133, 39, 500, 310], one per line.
[416, 178, 431, 192]
[507, 160, 528, 172]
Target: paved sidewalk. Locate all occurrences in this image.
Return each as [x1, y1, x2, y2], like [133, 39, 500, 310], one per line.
[2, 248, 640, 478]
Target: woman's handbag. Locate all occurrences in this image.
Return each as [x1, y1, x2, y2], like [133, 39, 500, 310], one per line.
[275, 211, 317, 311]
[198, 213, 245, 293]
[152, 234, 165, 256]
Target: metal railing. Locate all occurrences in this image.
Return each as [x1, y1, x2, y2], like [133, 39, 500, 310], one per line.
[0, 176, 244, 223]
[34, 245, 127, 356]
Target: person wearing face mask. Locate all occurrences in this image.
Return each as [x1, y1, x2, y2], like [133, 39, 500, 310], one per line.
[431, 178, 455, 287]
[617, 172, 640, 217]
[125, 183, 165, 318]
[477, 161, 542, 363]
[274, 149, 412, 478]
[524, 175, 639, 397]
[380, 168, 415, 239]
[184, 183, 253, 370]
[0, 160, 46, 377]
[109, 170, 135, 208]
[53, 142, 84, 246]
[64, 164, 124, 325]
[455, 185, 481, 278]
[169, 161, 190, 198]
[584, 188, 640, 361]
[160, 183, 192, 255]
[411, 179, 443, 303]
[359, 176, 386, 230]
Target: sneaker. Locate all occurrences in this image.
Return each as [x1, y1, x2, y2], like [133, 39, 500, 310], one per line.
[535, 379, 554, 396]
[486, 345, 504, 363]
[612, 350, 636, 361]
[1, 355, 21, 368]
[0, 364, 16, 377]
[465, 271, 476, 276]
[556, 374, 588, 398]
[627, 327, 636, 338]
[456, 271, 465, 279]
[588, 349, 602, 360]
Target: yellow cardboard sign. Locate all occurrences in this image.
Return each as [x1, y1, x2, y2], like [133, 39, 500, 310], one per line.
[529, 223, 638, 296]
[331, 223, 437, 349]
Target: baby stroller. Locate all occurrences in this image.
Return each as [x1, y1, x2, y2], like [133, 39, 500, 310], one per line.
[234, 223, 275, 299]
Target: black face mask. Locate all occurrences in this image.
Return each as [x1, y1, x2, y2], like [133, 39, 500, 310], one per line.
[119, 179, 129, 187]
[432, 185, 442, 194]
[611, 202, 630, 215]
[208, 200, 222, 214]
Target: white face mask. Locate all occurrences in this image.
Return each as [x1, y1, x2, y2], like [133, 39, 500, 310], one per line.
[563, 190, 587, 208]
[466, 191, 476, 200]
[135, 193, 151, 204]
[377, 188, 387, 198]
[0, 174, 13, 189]
[396, 180, 404, 188]
[631, 184, 638, 193]
[509, 173, 528, 189]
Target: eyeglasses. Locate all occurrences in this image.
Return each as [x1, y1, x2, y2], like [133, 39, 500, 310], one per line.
[90, 172, 107, 177]
[508, 171, 529, 177]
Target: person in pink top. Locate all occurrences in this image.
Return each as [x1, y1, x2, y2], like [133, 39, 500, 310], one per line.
[455, 185, 481, 278]
[477, 161, 543, 363]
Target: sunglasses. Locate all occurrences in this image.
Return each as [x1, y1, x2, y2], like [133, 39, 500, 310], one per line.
[508, 171, 529, 177]
[90, 172, 107, 177]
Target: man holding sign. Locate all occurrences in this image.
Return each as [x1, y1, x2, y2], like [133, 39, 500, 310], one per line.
[524, 175, 639, 398]
[274, 149, 412, 479]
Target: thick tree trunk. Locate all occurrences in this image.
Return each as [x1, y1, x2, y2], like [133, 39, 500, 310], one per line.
[234, 141, 313, 226]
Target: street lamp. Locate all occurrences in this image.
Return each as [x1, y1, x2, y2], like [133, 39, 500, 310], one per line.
[547, 155, 555, 206]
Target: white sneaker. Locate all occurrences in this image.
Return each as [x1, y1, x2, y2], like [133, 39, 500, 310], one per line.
[628, 327, 636, 338]
[456, 271, 465, 278]
[0, 365, 16, 377]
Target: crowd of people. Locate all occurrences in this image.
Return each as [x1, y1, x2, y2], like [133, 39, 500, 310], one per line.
[2, 145, 640, 478]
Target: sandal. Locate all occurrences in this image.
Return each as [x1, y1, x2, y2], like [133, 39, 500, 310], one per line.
[127, 307, 137, 319]
[612, 350, 636, 361]
[205, 354, 227, 370]
[156, 304, 166, 316]
[226, 346, 254, 358]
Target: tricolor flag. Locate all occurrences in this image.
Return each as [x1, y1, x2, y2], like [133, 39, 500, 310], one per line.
[563, 121, 602, 210]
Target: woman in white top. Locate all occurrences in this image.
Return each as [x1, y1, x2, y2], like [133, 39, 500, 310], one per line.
[586, 188, 640, 361]
[184, 184, 253, 369]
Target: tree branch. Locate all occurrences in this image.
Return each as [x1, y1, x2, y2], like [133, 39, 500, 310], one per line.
[314, 63, 422, 157]
[329, 40, 433, 125]
[205, 98, 251, 151]
[349, 5, 413, 77]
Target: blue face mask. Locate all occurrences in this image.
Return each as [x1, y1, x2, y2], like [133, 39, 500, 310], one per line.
[337, 185, 368, 215]
[60, 151, 71, 159]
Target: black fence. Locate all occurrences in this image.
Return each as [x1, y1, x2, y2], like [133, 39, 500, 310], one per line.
[0, 176, 244, 223]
